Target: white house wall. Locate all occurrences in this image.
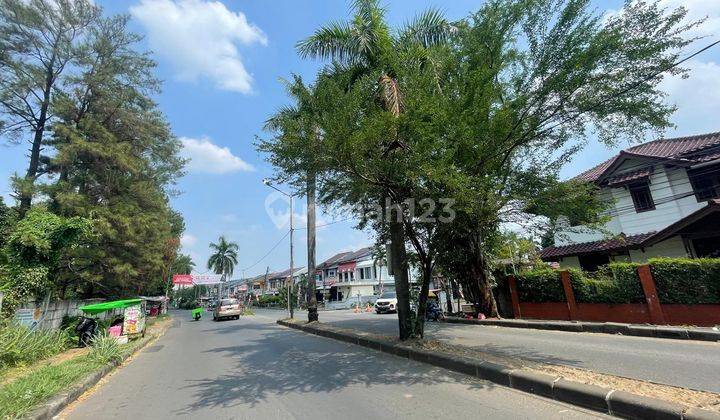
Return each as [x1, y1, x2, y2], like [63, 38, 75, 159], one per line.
[628, 236, 688, 262]
[556, 164, 705, 245]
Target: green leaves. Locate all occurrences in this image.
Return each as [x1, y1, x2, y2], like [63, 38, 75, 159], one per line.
[207, 236, 239, 279]
[5, 208, 90, 267]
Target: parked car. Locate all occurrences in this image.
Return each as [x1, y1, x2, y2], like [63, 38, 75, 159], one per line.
[213, 298, 242, 321]
[374, 291, 397, 314]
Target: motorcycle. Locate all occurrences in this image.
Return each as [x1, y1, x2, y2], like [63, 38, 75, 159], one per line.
[75, 316, 98, 347]
[425, 300, 445, 321]
[192, 306, 203, 321]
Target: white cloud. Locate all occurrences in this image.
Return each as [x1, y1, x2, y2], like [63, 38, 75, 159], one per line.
[130, 0, 267, 93]
[180, 136, 254, 173]
[181, 233, 197, 247]
[661, 59, 720, 133]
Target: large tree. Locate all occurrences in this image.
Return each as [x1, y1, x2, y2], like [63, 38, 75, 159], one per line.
[261, 75, 329, 322]
[295, 0, 455, 340]
[0, 0, 98, 212]
[45, 14, 185, 298]
[429, 0, 698, 317]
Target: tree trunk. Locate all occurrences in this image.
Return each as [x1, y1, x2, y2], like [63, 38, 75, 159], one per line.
[306, 170, 318, 322]
[389, 217, 413, 340]
[471, 233, 500, 318]
[20, 57, 56, 214]
[412, 261, 433, 338]
[444, 278, 454, 314]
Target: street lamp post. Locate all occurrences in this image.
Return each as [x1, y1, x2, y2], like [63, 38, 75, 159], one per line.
[263, 179, 294, 319]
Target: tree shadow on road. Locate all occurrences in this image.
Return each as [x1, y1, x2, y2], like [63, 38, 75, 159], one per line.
[174, 324, 497, 415]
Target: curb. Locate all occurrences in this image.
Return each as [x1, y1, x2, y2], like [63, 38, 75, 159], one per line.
[29, 320, 173, 420]
[277, 319, 720, 420]
[442, 317, 720, 342]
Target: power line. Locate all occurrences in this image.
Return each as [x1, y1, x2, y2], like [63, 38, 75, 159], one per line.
[241, 230, 290, 273]
[295, 217, 353, 230]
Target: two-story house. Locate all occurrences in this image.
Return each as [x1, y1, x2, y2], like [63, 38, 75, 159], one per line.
[315, 247, 402, 302]
[541, 131, 720, 271]
[315, 251, 351, 301]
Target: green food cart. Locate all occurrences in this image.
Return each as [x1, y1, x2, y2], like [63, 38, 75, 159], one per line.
[79, 298, 147, 339]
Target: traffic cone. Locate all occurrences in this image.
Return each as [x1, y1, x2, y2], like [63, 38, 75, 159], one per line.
[365, 302, 372, 312]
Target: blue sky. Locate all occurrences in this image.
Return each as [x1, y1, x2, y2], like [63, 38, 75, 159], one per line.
[1, 0, 718, 279]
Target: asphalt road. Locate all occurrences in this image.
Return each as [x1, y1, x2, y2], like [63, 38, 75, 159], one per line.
[298, 309, 720, 393]
[62, 311, 609, 420]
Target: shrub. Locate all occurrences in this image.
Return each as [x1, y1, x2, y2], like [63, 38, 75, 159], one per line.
[256, 295, 282, 306]
[570, 264, 645, 304]
[649, 258, 720, 304]
[0, 321, 69, 370]
[516, 268, 565, 302]
[88, 332, 123, 365]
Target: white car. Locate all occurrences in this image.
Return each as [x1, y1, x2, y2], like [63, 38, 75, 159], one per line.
[374, 292, 397, 314]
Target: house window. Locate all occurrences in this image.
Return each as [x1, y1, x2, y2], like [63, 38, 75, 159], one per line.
[628, 182, 655, 212]
[578, 254, 610, 272]
[688, 165, 720, 201]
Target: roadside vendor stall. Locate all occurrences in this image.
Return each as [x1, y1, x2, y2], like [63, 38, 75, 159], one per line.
[78, 298, 147, 343]
[140, 295, 169, 316]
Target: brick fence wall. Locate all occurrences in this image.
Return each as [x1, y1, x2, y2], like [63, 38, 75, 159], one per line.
[508, 265, 720, 326]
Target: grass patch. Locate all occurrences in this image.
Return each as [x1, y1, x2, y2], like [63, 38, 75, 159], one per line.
[0, 321, 69, 371]
[0, 315, 171, 418]
[0, 355, 103, 419]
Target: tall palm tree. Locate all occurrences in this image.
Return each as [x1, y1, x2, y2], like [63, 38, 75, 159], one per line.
[296, 0, 454, 339]
[207, 236, 239, 287]
[264, 75, 322, 322]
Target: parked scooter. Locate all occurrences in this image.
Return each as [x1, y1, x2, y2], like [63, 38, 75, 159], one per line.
[75, 316, 98, 347]
[425, 300, 445, 321]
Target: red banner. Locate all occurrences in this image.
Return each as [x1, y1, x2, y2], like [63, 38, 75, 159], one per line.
[172, 274, 193, 285]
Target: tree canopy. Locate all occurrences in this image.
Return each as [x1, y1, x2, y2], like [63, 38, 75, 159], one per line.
[262, 0, 700, 339]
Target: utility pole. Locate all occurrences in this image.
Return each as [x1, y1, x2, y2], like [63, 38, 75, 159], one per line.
[289, 193, 294, 319]
[263, 178, 295, 319]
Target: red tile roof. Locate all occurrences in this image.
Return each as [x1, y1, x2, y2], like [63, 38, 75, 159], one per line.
[575, 131, 720, 182]
[540, 232, 655, 259]
[605, 168, 652, 187]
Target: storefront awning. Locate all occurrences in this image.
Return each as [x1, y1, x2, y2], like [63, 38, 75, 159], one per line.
[338, 262, 356, 273]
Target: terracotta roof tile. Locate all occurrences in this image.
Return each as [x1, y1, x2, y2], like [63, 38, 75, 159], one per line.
[575, 131, 720, 182]
[605, 168, 652, 187]
[540, 232, 655, 259]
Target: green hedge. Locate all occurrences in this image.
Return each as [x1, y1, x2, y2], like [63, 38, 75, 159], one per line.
[570, 264, 645, 304]
[649, 258, 720, 304]
[516, 258, 720, 304]
[516, 268, 565, 302]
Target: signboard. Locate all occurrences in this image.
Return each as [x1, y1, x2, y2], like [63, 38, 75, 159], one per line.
[172, 274, 193, 285]
[172, 274, 224, 285]
[191, 274, 224, 285]
[15, 308, 42, 329]
[123, 303, 145, 335]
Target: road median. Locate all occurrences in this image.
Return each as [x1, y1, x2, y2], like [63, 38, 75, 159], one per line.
[277, 318, 720, 419]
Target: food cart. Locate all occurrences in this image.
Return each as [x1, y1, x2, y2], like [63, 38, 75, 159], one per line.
[78, 298, 147, 342]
